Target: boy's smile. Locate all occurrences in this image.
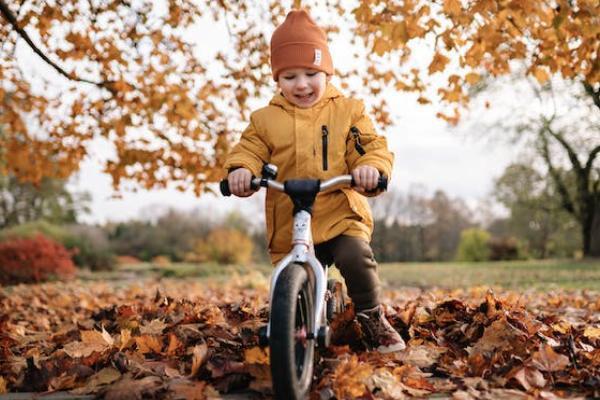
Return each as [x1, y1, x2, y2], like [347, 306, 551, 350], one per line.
[278, 68, 328, 108]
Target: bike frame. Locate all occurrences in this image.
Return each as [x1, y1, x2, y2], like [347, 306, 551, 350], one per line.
[261, 175, 353, 342]
[265, 209, 327, 341]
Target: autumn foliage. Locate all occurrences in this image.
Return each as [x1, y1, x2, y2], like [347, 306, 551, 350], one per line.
[0, 234, 75, 284]
[0, 276, 598, 398]
[1, 1, 597, 190]
[191, 228, 254, 265]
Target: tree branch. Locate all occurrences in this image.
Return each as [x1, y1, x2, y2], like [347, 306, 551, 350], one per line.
[585, 145, 600, 178]
[543, 118, 583, 173]
[0, 0, 111, 90]
[539, 128, 577, 216]
[584, 82, 600, 110]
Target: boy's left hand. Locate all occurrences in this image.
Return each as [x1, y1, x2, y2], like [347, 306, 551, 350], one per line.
[351, 165, 380, 193]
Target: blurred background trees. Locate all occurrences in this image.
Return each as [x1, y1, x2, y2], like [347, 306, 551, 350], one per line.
[0, 0, 597, 265]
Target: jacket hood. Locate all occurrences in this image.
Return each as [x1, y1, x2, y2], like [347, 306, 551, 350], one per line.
[269, 83, 342, 111]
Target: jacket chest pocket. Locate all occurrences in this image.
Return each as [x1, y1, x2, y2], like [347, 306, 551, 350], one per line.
[319, 125, 347, 173]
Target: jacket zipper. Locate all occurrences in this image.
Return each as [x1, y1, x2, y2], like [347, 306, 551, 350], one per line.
[321, 125, 329, 171]
[350, 126, 366, 156]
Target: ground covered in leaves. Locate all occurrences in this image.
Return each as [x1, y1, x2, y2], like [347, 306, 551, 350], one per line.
[1, 273, 599, 399]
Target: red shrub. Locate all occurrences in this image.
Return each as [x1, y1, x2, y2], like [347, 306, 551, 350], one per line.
[0, 234, 75, 284]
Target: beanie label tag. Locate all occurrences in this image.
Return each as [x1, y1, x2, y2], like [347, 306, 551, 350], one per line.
[313, 49, 322, 66]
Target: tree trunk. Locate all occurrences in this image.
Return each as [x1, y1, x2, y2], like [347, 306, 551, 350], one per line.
[589, 202, 600, 258]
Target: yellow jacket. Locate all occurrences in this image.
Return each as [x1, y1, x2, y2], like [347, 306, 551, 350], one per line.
[224, 84, 394, 263]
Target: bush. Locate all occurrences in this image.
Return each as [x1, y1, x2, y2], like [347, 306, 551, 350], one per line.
[151, 255, 171, 267]
[62, 224, 116, 270]
[0, 220, 69, 242]
[0, 234, 75, 284]
[456, 228, 491, 262]
[0, 221, 116, 270]
[192, 228, 254, 265]
[488, 236, 522, 261]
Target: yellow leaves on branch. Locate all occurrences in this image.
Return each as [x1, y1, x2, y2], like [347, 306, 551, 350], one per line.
[2, 0, 598, 191]
[428, 52, 450, 74]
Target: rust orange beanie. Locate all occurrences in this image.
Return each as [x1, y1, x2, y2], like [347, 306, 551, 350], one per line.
[270, 10, 334, 81]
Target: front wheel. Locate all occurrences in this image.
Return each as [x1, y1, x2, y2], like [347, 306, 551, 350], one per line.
[270, 263, 315, 400]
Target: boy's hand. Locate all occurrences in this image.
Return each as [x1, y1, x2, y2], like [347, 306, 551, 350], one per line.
[352, 165, 380, 193]
[228, 168, 256, 197]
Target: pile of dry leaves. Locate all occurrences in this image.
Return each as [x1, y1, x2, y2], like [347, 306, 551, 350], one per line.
[0, 274, 598, 399]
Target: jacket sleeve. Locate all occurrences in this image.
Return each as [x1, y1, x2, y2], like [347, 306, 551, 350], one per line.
[223, 115, 270, 177]
[345, 100, 394, 185]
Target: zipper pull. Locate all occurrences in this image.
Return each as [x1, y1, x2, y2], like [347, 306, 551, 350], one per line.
[321, 125, 329, 171]
[350, 126, 366, 156]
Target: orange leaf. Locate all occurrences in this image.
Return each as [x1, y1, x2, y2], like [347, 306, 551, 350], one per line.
[135, 335, 163, 354]
[532, 67, 550, 84]
[428, 52, 450, 74]
[244, 346, 269, 364]
[443, 0, 462, 17]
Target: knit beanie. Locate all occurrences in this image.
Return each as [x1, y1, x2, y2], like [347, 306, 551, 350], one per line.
[270, 9, 334, 81]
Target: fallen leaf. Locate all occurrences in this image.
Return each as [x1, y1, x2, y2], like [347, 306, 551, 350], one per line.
[190, 343, 208, 377]
[244, 346, 269, 365]
[71, 367, 121, 395]
[140, 319, 167, 335]
[104, 375, 162, 400]
[135, 335, 163, 354]
[531, 345, 570, 372]
[399, 344, 446, 368]
[583, 326, 600, 340]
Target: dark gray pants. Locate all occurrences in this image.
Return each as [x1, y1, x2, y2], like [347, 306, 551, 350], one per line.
[314, 235, 381, 311]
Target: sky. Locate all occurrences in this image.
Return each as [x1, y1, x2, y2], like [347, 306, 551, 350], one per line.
[15, 6, 519, 225]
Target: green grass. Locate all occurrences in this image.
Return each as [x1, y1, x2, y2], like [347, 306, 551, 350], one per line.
[378, 259, 600, 291]
[76, 259, 600, 292]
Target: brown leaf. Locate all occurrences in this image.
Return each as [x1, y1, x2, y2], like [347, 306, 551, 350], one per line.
[135, 335, 163, 355]
[531, 345, 570, 372]
[508, 366, 547, 391]
[190, 343, 209, 377]
[140, 319, 167, 335]
[104, 375, 162, 400]
[398, 344, 445, 368]
[165, 378, 207, 400]
[70, 367, 122, 395]
[166, 333, 183, 356]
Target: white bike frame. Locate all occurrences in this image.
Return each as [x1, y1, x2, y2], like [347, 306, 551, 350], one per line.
[261, 175, 353, 341]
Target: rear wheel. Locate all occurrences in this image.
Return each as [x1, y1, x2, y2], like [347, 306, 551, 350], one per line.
[270, 263, 315, 400]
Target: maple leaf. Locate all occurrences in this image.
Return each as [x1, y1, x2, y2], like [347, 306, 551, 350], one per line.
[139, 319, 167, 336]
[332, 355, 373, 399]
[531, 344, 570, 372]
[134, 335, 163, 355]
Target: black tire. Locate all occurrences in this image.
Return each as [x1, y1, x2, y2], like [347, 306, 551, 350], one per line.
[270, 263, 315, 400]
[326, 279, 346, 322]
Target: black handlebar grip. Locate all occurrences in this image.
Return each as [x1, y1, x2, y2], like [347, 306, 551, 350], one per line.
[351, 175, 388, 193]
[219, 180, 231, 196]
[378, 176, 388, 191]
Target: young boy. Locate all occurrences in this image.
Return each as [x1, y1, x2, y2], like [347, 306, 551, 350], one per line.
[223, 9, 405, 353]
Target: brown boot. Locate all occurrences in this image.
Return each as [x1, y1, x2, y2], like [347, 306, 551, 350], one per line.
[356, 305, 406, 353]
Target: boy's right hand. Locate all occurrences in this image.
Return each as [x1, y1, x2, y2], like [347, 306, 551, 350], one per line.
[228, 168, 256, 197]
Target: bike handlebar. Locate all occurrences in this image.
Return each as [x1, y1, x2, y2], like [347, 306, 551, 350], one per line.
[219, 175, 387, 197]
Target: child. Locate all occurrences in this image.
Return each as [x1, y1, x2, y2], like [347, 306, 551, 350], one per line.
[223, 9, 405, 353]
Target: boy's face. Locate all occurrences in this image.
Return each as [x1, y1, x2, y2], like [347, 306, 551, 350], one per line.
[277, 68, 328, 108]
